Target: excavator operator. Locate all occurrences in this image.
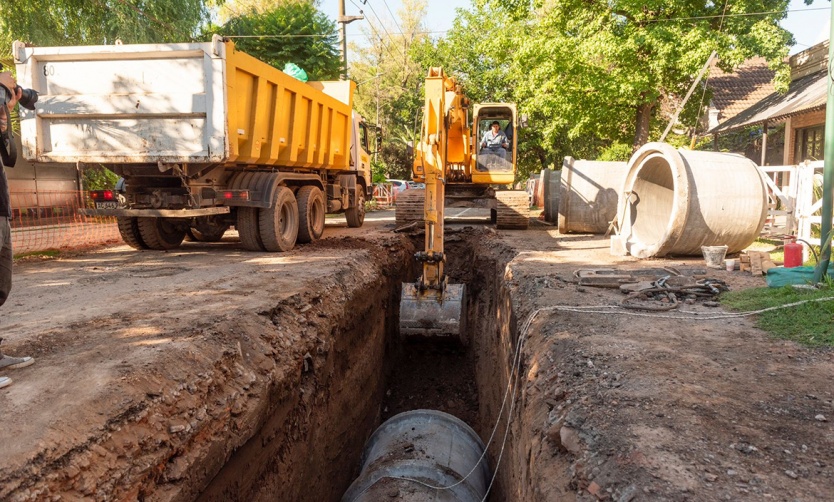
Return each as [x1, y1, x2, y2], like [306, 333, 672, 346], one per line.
[480, 120, 509, 158]
[478, 120, 511, 172]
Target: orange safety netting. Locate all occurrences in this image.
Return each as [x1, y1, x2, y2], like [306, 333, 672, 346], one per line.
[9, 191, 122, 255]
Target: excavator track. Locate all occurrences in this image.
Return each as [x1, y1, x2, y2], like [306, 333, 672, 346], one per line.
[495, 191, 530, 229]
[395, 189, 426, 226]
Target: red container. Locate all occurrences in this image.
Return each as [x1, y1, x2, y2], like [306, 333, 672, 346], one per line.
[784, 239, 803, 268]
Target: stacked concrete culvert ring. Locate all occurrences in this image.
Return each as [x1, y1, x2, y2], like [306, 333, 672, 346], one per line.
[342, 410, 490, 502]
[617, 142, 768, 259]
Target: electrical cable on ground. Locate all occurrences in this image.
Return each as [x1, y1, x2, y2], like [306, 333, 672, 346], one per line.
[553, 295, 834, 320]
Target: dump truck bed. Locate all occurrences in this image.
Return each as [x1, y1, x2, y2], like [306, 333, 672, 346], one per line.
[14, 36, 353, 171]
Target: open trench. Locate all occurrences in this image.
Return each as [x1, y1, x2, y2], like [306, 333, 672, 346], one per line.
[195, 227, 524, 502]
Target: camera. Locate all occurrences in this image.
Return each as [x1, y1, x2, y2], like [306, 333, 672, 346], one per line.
[16, 86, 37, 110]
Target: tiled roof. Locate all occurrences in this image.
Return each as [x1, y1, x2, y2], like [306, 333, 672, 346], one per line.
[709, 69, 826, 133]
[708, 57, 776, 123]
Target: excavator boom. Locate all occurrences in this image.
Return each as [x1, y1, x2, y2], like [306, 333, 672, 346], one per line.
[398, 68, 524, 343]
[399, 68, 467, 342]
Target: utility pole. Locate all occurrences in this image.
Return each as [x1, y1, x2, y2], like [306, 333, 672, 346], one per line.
[338, 0, 363, 80]
[814, 15, 834, 281]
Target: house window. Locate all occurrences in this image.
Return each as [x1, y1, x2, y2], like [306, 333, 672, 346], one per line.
[795, 125, 825, 162]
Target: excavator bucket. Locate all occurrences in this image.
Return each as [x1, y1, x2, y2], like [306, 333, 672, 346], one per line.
[399, 283, 466, 343]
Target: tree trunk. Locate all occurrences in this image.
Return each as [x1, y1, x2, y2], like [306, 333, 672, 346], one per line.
[633, 101, 654, 151]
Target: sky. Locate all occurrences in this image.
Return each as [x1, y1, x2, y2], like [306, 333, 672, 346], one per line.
[319, 0, 832, 56]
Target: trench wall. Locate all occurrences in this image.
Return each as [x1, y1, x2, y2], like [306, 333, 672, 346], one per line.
[198, 228, 530, 502]
[194, 239, 412, 502]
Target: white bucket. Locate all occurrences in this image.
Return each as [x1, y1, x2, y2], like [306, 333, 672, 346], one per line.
[701, 245, 728, 269]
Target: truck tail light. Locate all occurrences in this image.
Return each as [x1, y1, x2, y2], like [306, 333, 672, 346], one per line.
[222, 190, 250, 201]
[90, 190, 115, 200]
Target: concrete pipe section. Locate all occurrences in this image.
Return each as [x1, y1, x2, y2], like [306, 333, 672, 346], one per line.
[342, 409, 490, 502]
[617, 142, 768, 259]
[559, 157, 628, 234]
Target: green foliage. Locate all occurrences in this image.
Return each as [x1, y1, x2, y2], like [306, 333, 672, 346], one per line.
[598, 142, 634, 162]
[350, 0, 427, 179]
[0, 0, 217, 49]
[425, 0, 792, 174]
[721, 286, 834, 346]
[217, 1, 340, 80]
[379, 142, 412, 180]
[83, 165, 120, 191]
[371, 159, 387, 184]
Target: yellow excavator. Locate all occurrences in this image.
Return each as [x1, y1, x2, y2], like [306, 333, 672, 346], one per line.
[398, 68, 529, 343]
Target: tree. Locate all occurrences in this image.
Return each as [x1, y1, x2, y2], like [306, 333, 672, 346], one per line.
[0, 0, 216, 49]
[218, 0, 341, 80]
[496, 0, 794, 150]
[411, 3, 578, 178]
[349, 0, 428, 178]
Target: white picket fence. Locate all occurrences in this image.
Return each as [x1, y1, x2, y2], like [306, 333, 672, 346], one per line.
[759, 160, 825, 260]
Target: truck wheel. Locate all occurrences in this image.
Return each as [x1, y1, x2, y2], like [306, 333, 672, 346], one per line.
[117, 217, 148, 250]
[137, 217, 186, 250]
[237, 207, 265, 251]
[495, 191, 530, 230]
[259, 186, 299, 252]
[296, 185, 325, 243]
[395, 189, 425, 226]
[346, 184, 366, 228]
[190, 218, 230, 242]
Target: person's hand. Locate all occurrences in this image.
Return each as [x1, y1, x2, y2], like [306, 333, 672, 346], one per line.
[0, 72, 20, 111]
[0, 73, 20, 134]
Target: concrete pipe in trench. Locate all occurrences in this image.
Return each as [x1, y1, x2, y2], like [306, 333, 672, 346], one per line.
[617, 142, 768, 258]
[342, 409, 490, 502]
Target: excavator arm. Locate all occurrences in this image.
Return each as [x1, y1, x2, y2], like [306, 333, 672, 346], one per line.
[399, 68, 469, 342]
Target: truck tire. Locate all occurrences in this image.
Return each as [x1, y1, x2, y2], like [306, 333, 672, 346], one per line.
[237, 207, 265, 251]
[117, 217, 148, 250]
[190, 218, 230, 242]
[296, 185, 325, 243]
[346, 184, 366, 228]
[259, 186, 299, 252]
[495, 191, 530, 230]
[395, 189, 425, 226]
[137, 217, 186, 250]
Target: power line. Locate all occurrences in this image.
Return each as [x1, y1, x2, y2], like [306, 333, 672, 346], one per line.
[359, 0, 408, 60]
[644, 6, 830, 23]
[350, 29, 448, 39]
[222, 34, 333, 38]
[349, 0, 406, 63]
[379, 0, 405, 37]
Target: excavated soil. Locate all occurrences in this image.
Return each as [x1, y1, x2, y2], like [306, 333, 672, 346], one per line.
[1, 211, 833, 502]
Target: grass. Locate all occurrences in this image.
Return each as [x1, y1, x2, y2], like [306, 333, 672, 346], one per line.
[13, 249, 62, 261]
[721, 285, 834, 347]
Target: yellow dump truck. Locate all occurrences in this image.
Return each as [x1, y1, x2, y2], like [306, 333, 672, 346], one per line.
[13, 36, 377, 251]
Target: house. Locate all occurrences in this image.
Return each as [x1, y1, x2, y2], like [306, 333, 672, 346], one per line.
[709, 41, 828, 166]
[707, 57, 776, 131]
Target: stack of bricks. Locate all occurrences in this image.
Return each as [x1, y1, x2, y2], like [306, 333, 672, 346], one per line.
[739, 251, 777, 276]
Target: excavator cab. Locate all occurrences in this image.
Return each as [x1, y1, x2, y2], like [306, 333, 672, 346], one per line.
[472, 104, 517, 185]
